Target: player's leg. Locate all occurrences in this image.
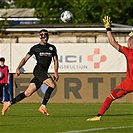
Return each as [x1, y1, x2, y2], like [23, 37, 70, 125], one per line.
[42, 77, 55, 105]
[97, 88, 127, 116]
[97, 79, 133, 118]
[2, 83, 37, 115]
[11, 83, 37, 105]
[0, 85, 3, 103]
[5, 84, 11, 101]
[86, 85, 127, 121]
[38, 77, 55, 116]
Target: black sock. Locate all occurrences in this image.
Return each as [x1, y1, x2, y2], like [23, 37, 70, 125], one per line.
[42, 87, 54, 105]
[97, 114, 102, 116]
[11, 92, 26, 105]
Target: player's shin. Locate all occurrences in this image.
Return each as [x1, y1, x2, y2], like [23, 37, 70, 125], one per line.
[10, 92, 26, 105]
[42, 87, 54, 105]
[38, 87, 54, 116]
[98, 97, 113, 116]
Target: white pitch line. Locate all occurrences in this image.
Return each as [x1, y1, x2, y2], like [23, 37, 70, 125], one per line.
[59, 126, 133, 133]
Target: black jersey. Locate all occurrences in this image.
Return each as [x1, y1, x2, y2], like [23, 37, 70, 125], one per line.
[28, 43, 58, 71]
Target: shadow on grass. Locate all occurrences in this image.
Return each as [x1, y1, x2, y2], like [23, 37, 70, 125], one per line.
[105, 113, 133, 116]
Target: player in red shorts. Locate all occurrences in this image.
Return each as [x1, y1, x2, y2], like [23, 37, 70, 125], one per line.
[87, 16, 133, 121]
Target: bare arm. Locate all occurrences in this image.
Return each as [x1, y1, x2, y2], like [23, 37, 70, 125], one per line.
[107, 30, 119, 50]
[103, 16, 119, 50]
[53, 56, 59, 81]
[15, 54, 30, 76]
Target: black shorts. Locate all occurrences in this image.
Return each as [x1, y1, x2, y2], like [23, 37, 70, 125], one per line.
[30, 77, 42, 90]
[30, 65, 51, 90]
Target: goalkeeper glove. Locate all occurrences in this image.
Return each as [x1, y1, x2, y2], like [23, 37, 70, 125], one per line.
[103, 16, 112, 31]
[129, 31, 133, 37]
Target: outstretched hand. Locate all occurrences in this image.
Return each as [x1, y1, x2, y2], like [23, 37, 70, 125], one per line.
[103, 16, 112, 28]
[15, 68, 20, 77]
[129, 31, 133, 37]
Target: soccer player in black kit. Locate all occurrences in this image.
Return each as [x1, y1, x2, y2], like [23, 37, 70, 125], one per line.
[2, 29, 59, 116]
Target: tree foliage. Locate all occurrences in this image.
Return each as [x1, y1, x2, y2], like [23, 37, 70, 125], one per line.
[1, 0, 133, 25]
[0, 0, 11, 8]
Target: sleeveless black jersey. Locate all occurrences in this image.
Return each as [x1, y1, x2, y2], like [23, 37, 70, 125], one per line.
[28, 43, 58, 71]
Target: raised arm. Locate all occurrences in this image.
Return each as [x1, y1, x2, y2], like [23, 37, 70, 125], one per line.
[103, 16, 119, 50]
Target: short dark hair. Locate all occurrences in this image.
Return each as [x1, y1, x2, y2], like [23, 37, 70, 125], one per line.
[0, 57, 5, 62]
[39, 29, 48, 33]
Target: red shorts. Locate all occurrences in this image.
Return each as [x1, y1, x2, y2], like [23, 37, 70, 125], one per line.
[110, 79, 133, 99]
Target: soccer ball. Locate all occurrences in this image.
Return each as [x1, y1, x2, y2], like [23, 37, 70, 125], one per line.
[61, 11, 73, 23]
[0, 72, 4, 79]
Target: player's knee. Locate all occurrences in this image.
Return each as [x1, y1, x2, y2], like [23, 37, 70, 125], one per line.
[110, 90, 120, 100]
[50, 83, 56, 89]
[110, 88, 126, 99]
[24, 92, 32, 97]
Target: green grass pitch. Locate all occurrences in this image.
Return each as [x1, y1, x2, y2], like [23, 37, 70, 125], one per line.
[0, 103, 133, 133]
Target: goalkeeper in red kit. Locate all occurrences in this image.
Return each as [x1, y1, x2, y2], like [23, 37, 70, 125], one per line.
[87, 16, 133, 121]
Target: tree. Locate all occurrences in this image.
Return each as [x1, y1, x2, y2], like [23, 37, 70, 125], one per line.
[0, 0, 11, 8]
[1, 0, 133, 25]
[34, 0, 70, 24]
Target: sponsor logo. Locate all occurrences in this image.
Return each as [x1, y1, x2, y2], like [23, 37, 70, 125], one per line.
[87, 48, 107, 68]
[49, 47, 53, 51]
[39, 52, 52, 57]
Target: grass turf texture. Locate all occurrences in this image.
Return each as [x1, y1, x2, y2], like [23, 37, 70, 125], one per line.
[0, 103, 133, 133]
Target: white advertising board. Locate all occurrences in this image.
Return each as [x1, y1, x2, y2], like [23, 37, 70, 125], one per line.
[0, 43, 11, 71]
[0, 43, 127, 73]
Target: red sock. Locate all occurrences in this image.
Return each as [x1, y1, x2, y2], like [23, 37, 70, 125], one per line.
[98, 97, 113, 116]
